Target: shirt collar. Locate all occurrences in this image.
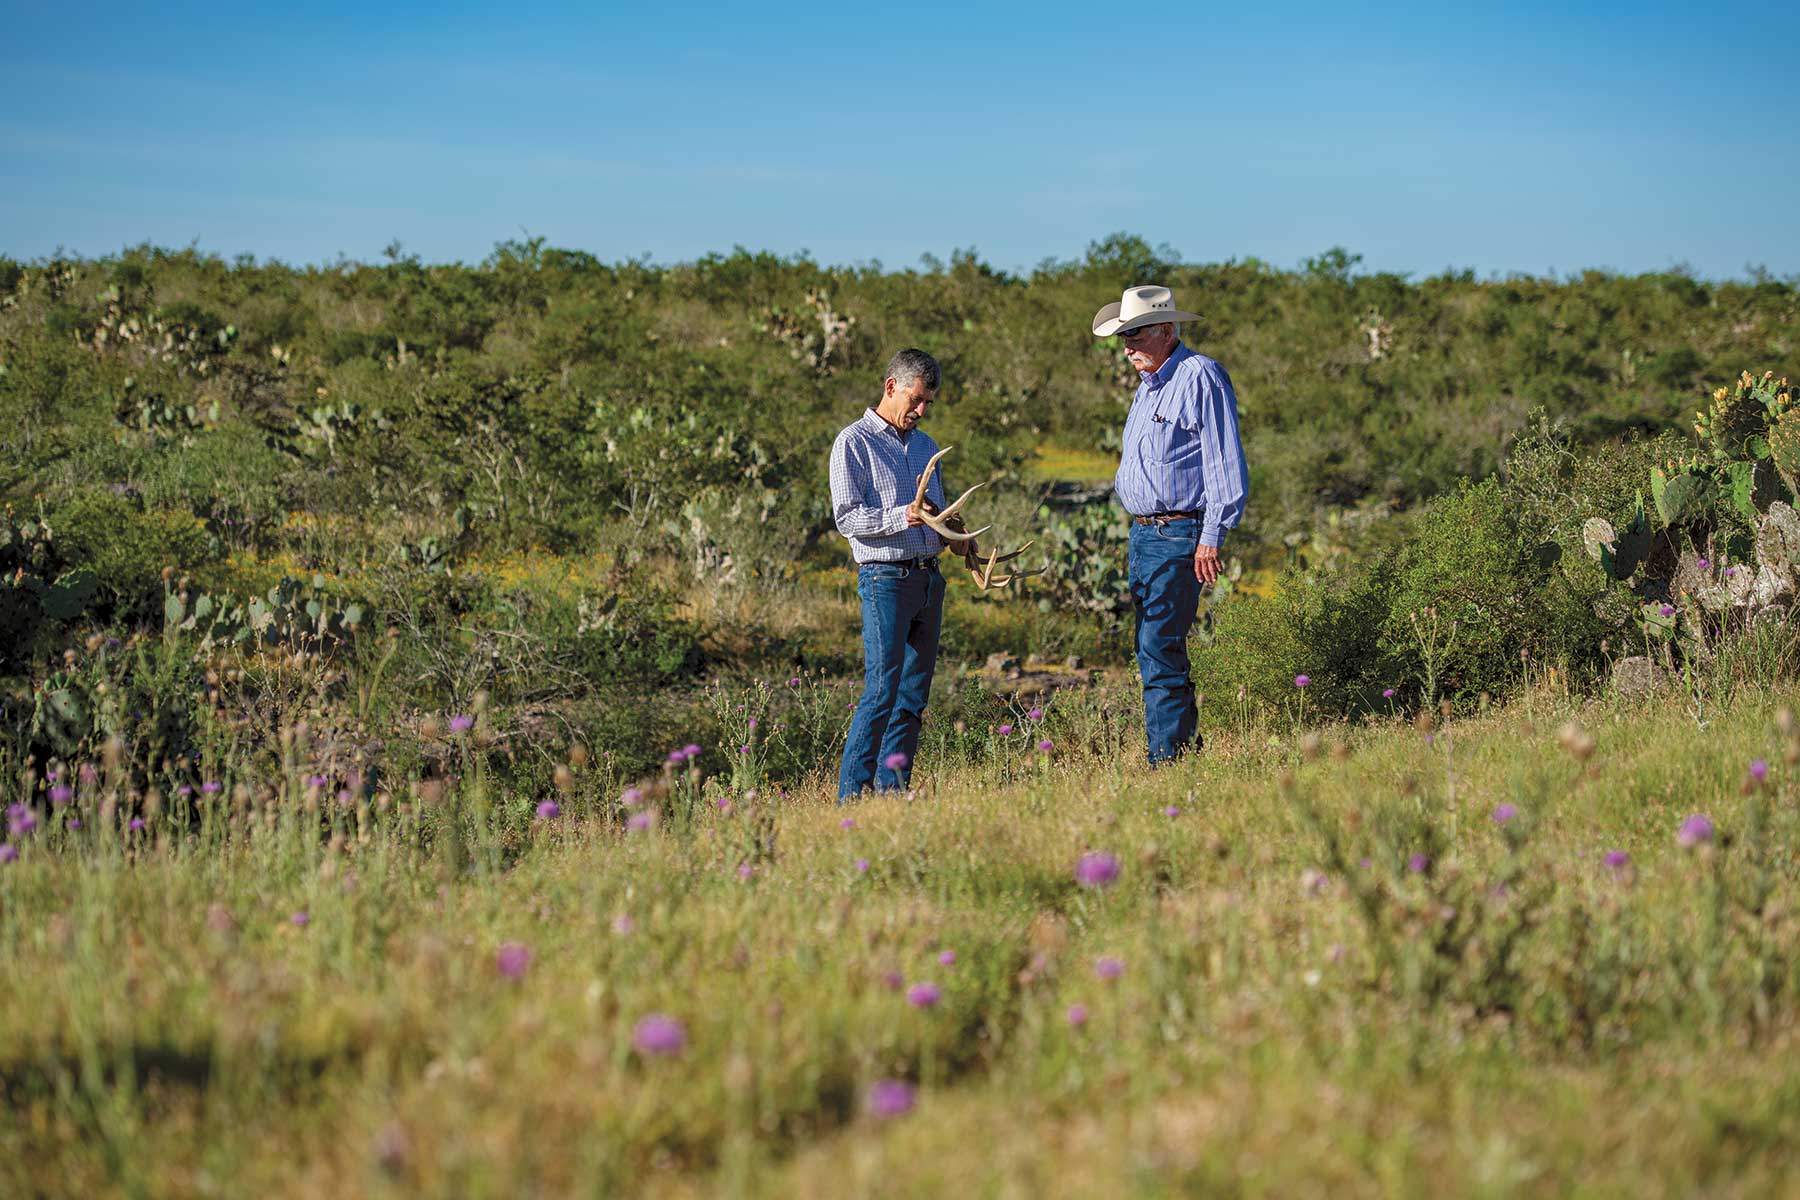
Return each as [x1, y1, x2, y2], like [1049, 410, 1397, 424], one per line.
[862, 405, 910, 442]
[1139, 341, 1193, 389]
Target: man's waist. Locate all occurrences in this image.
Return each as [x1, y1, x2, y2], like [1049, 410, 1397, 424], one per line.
[856, 555, 940, 569]
[1130, 509, 1205, 525]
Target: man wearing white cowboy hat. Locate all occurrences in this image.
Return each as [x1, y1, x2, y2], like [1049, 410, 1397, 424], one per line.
[1092, 284, 1249, 765]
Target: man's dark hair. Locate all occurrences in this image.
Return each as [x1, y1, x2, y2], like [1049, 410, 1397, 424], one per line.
[885, 348, 941, 392]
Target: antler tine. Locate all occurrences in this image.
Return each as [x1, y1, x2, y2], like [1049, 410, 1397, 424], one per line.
[979, 538, 1036, 565]
[922, 513, 990, 544]
[935, 481, 986, 521]
[911, 445, 954, 508]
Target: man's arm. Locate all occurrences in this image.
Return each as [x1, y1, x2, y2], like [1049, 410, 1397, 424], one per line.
[1194, 363, 1249, 583]
[830, 435, 912, 539]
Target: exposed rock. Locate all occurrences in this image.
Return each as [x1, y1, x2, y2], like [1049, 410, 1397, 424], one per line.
[1611, 655, 1659, 698]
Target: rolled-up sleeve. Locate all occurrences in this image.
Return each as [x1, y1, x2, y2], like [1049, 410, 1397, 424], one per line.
[1195, 363, 1249, 548]
[830, 432, 908, 540]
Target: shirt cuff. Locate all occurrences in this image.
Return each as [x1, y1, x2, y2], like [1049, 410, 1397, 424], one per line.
[885, 506, 912, 536]
[1199, 526, 1225, 549]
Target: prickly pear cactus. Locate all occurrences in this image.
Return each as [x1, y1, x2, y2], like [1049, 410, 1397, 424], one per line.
[1673, 551, 1730, 613]
[1651, 461, 1710, 528]
[1584, 498, 1653, 582]
[1754, 501, 1800, 589]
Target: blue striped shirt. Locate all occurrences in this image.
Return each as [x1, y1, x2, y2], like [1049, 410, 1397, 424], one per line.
[1112, 342, 1249, 548]
[829, 408, 948, 562]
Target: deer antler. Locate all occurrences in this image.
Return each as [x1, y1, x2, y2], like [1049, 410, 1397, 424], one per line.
[912, 447, 1045, 590]
[911, 446, 990, 544]
[966, 542, 1048, 590]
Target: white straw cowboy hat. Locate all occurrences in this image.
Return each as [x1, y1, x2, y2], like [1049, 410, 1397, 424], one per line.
[1091, 284, 1200, 337]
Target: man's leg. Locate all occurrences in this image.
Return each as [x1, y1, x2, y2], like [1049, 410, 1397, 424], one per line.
[875, 566, 944, 790]
[1129, 520, 1202, 765]
[838, 565, 910, 800]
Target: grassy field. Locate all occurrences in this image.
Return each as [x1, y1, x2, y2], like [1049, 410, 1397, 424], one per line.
[5, 679, 1800, 1197]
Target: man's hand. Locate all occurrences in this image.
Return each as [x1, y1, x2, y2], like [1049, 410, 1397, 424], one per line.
[1194, 543, 1222, 586]
[904, 500, 926, 527]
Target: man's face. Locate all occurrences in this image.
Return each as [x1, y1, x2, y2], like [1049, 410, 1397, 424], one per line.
[1121, 323, 1177, 373]
[886, 376, 935, 430]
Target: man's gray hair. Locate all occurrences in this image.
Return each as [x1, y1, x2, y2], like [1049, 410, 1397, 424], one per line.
[885, 348, 941, 392]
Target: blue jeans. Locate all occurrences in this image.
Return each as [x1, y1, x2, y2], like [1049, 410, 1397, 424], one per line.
[1129, 518, 1202, 764]
[838, 561, 945, 799]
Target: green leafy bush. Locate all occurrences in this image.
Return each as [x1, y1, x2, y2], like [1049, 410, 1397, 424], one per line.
[50, 491, 215, 621]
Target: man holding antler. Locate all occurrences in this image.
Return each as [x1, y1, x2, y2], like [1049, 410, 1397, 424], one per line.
[1093, 285, 1249, 766]
[829, 348, 961, 799]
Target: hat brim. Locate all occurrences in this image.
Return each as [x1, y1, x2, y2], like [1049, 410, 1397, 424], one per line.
[1091, 304, 1201, 337]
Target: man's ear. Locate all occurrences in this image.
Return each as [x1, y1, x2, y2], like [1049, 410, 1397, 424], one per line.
[882, 376, 896, 400]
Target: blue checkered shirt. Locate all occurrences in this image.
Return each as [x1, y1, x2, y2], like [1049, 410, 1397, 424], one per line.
[829, 408, 948, 562]
[1112, 342, 1249, 548]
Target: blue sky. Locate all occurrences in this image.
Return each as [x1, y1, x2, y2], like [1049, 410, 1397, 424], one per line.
[3, 1, 1796, 278]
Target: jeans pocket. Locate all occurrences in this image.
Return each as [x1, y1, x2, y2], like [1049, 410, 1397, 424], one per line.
[1153, 518, 1200, 545]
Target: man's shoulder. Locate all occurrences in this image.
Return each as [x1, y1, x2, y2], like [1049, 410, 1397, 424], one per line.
[833, 414, 876, 448]
[1173, 350, 1235, 393]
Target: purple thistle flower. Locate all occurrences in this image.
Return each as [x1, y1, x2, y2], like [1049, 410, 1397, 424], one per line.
[937, 949, 956, 966]
[1037, 738, 1055, 753]
[737, 863, 755, 878]
[787, 677, 800, 686]
[308, 774, 328, 789]
[290, 910, 309, 927]
[739, 744, 751, 755]
[632, 1014, 687, 1056]
[6, 805, 35, 837]
[1697, 557, 1710, 570]
[905, 982, 941, 1008]
[1028, 707, 1043, 721]
[1676, 813, 1714, 848]
[49, 785, 72, 806]
[666, 749, 684, 765]
[67, 818, 81, 831]
[880, 969, 905, 991]
[884, 751, 910, 770]
[1492, 803, 1518, 826]
[716, 798, 732, 813]
[621, 787, 643, 808]
[1407, 853, 1431, 874]
[1382, 687, 1397, 699]
[177, 784, 193, 798]
[1075, 851, 1121, 888]
[535, 800, 561, 821]
[128, 817, 146, 832]
[78, 763, 97, 784]
[1066, 1003, 1088, 1028]
[495, 941, 531, 979]
[449, 714, 474, 733]
[866, 1078, 916, 1119]
[840, 817, 856, 830]
[855, 858, 870, 874]
[0, 844, 16, 864]
[746, 717, 758, 729]
[997, 724, 1014, 736]
[201, 780, 221, 794]
[1658, 604, 1675, 617]
[1094, 955, 1125, 980]
[627, 811, 653, 832]
[612, 914, 636, 935]
[1726, 566, 1738, 578]
[1163, 805, 1181, 818]
[1295, 674, 1311, 689]
[1604, 850, 1630, 871]
[681, 743, 701, 760]
[1749, 759, 1769, 784]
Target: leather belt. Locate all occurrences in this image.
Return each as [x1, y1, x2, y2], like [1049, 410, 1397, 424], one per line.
[1131, 510, 1202, 525]
[857, 556, 940, 569]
